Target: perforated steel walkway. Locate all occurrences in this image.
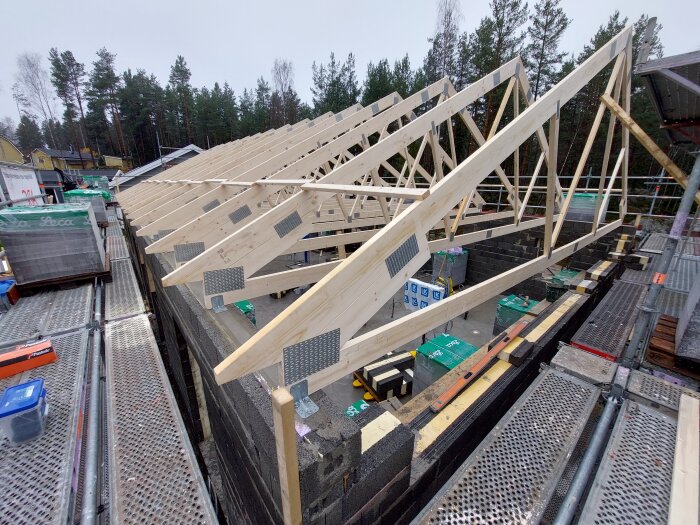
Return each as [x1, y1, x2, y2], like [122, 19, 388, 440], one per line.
[105, 259, 145, 321]
[579, 400, 677, 524]
[571, 280, 647, 359]
[640, 232, 700, 257]
[107, 234, 130, 260]
[413, 369, 600, 525]
[105, 315, 217, 524]
[0, 284, 94, 348]
[0, 330, 89, 525]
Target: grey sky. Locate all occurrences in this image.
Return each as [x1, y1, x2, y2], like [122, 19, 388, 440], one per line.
[1, 0, 698, 124]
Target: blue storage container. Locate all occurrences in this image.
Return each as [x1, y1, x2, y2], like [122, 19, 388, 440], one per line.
[0, 378, 49, 444]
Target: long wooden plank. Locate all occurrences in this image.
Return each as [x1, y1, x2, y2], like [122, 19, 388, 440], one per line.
[668, 394, 699, 525]
[302, 183, 430, 200]
[271, 388, 302, 525]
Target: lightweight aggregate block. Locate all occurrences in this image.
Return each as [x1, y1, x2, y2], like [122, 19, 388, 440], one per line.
[342, 406, 414, 520]
[298, 391, 362, 509]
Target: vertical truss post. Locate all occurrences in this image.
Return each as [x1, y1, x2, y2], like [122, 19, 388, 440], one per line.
[272, 387, 302, 525]
[545, 107, 560, 257]
[514, 79, 520, 225]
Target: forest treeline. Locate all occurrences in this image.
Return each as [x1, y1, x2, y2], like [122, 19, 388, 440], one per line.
[0, 0, 684, 199]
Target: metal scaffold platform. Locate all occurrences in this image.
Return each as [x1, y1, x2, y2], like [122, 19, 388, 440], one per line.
[413, 368, 600, 524]
[0, 330, 89, 525]
[0, 284, 93, 348]
[578, 400, 677, 523]
[104, 314, 217, 524]
[105, 259, 145, 322]
[570, 280, 647, 359]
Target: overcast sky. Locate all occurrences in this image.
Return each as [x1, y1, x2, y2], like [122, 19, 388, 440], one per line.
[1, 0, 698, 124]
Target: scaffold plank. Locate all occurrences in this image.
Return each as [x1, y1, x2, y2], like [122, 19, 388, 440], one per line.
[105, 315, 217, 524]
[105, 259, 145, 321]
[579, 400, 677, 524]
[413, 368, 599, 525]
[0, 330, 89, 525]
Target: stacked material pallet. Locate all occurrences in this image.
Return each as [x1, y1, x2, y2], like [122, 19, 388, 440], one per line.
[356, 351, 415, 401]
[0, 204, 105, 286]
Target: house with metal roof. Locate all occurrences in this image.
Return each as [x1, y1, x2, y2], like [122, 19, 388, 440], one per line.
[31, 147, 98, 170]
[109, 144, 203, 190]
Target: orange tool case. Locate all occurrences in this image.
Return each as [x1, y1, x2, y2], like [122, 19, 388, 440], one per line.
[0, 340, 57, 379]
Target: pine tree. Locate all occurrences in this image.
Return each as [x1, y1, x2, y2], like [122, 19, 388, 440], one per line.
[526, 0, 570, 99]
[168, 56, 195, 144]
[49, 48, 90, 166]
[311, 53, 360, 115]
[16, 115, 44, 153]
[423, 0, 462, 84]
[362, 59, 394, 105]
[392, 55, 414, 98]
[254, 77, 272, 132]
[120, 69, 165, 164]
[87, 48, 127, 156]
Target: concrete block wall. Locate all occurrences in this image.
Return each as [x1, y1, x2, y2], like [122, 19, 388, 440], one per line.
[460, 218, 619, 300]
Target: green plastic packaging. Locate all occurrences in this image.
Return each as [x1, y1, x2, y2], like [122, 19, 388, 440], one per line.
[64, 188, 112, 203]
[0, 204, 94, 231]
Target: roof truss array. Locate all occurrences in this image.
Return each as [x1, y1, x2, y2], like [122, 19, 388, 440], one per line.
[118, 26, 633, 395]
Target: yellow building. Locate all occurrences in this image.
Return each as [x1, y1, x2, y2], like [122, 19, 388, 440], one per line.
[0, 135, 23, 164]
[31, 147, 97, 170]
[103, 155, 132, 170]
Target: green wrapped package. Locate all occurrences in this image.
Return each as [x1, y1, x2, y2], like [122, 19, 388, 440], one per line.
[0, 203, 105, 284]
[494, 294, 539, 335]
[0, 204, 95, 231]
[414, 334, 478, 392]
[547, 268, 580, 302]
[64, 188, 112, 202]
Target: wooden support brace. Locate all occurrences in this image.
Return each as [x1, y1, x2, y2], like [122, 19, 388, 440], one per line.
[271, 388, 302, 525]
[601, 93, 700, 205]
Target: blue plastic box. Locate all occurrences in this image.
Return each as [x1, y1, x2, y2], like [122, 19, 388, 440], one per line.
[0, 378, 49, 444]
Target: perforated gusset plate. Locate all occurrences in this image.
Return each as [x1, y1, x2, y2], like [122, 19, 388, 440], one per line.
[203, 267, 244, 295]
[283, 328, 341, 385]
[657, 288, 687, 318]
[571, 280, 647, 358]
[415, 369, 599, 525]
[627, 370, 700, 410]
[42, 284, 94, 336]
[106, 222, 123, 237]
[0, 330, 89, 525]
[274, 210, 303, 238]
[228, 205, 252, 224]
[105, 315, 217, 524]
[579, 401, 676, 524]
[156, 229, 175, 241]
[0, 292, 54, 348]
[174, 242, 206, 263]
[105, 259, 145, 321]
[107, 234, 130, 260]
[386, 234, 419, 278]
[201, 199, 220, 213]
